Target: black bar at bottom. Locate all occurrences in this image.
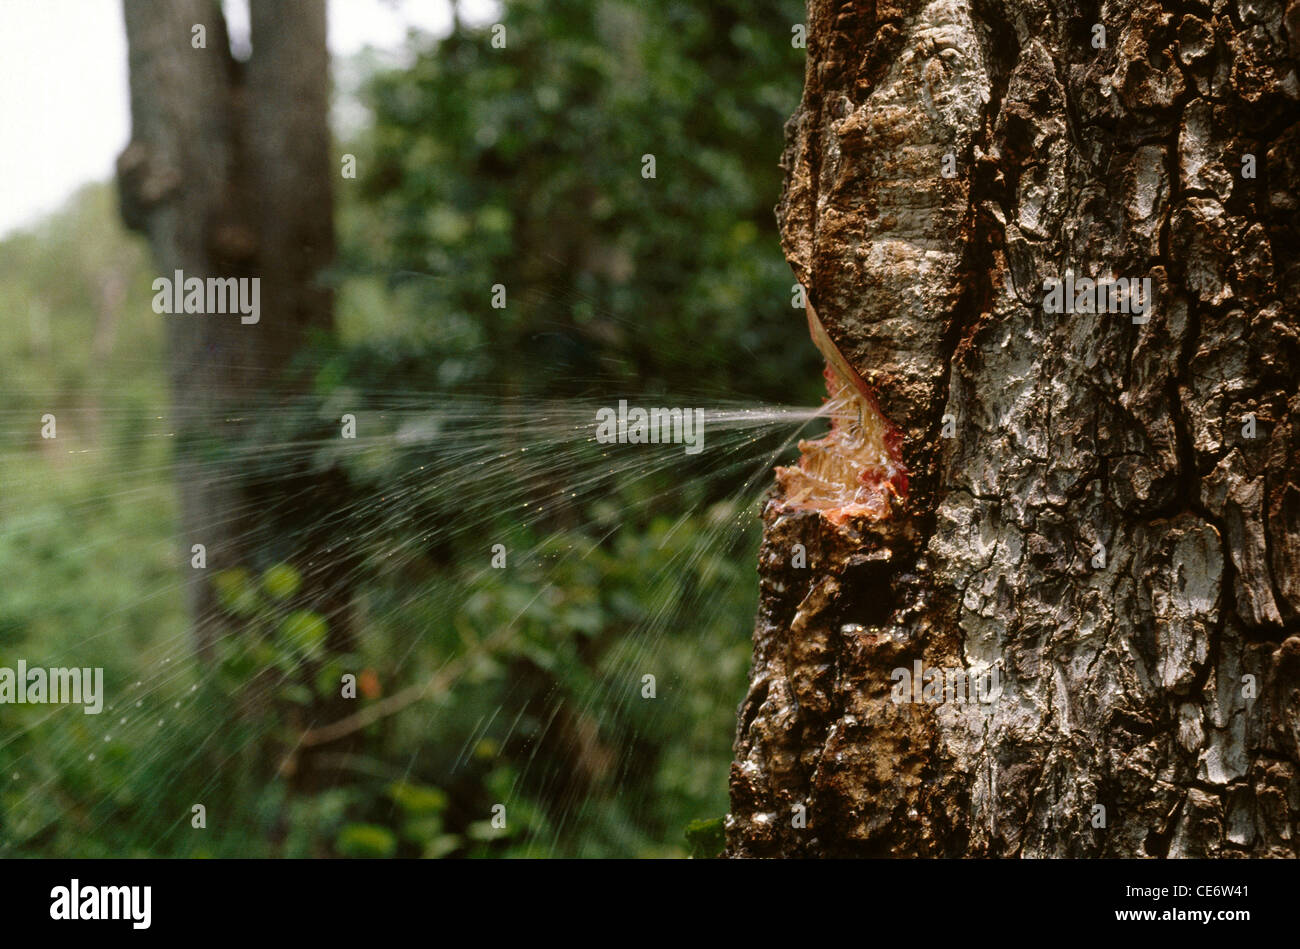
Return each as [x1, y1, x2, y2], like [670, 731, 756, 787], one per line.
[2, 857, 1282, 936]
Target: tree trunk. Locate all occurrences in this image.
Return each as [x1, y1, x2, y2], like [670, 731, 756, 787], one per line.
[729, 0, 1300, 857]
[117, 0, 335, 660]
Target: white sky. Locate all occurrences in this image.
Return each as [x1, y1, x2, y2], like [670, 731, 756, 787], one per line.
[0, 0, 498, 238]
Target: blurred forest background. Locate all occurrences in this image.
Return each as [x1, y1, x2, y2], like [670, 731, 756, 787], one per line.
[0, 0, 823, 857]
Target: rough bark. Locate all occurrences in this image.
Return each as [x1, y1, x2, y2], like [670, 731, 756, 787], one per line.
[730, 0, 1300, 857]
[117, 0, 335, 659]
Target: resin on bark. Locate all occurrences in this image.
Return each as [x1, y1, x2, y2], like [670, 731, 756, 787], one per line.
[774, 303, 907, 524]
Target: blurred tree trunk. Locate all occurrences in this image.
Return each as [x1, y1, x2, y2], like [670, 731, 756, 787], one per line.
[116, 0, 335, 662]
[730, 0, 1299, 856]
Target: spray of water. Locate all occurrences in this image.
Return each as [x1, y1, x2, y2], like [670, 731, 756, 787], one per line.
[0, 373, 844, 856]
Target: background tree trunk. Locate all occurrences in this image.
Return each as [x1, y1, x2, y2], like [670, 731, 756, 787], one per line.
[117, 0, 335, 661]
[730, 0, 1300, 857]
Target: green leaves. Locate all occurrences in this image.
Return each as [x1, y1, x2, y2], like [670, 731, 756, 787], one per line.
[1, 0, 816, 861]
[262, 563, 302, 601]
[385, 782, 460, 859]
[389, 781, 449, 815]
[336, 823, 398, 859]
[208, 562, 338, 704]
[349, 0, 820, 407]
[213, 568, 259, 616]
[278, 611, 329, 659]
[684, 817, 726, 858]
[216, 563, 305, 615]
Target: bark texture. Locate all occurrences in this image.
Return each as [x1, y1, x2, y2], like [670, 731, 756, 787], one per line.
[730, 0, 1300, 856]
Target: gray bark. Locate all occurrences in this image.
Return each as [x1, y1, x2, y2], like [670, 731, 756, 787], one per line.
[117, 0, 334, 659]
[730, 0, 1300, 857]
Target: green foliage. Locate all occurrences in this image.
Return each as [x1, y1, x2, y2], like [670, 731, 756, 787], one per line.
[0, 0, 817, 859]
[336, 823, 398, 858]
[262, 563, 302, 601]
[315, 0, 815, 856]
[342, 0, 820, 405]
[278, 611, 329, 659]
[684, 816, 727, 858]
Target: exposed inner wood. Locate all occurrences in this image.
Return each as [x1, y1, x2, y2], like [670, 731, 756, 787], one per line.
[775, 364, 907, 524]
[774, 304, 907, 523]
